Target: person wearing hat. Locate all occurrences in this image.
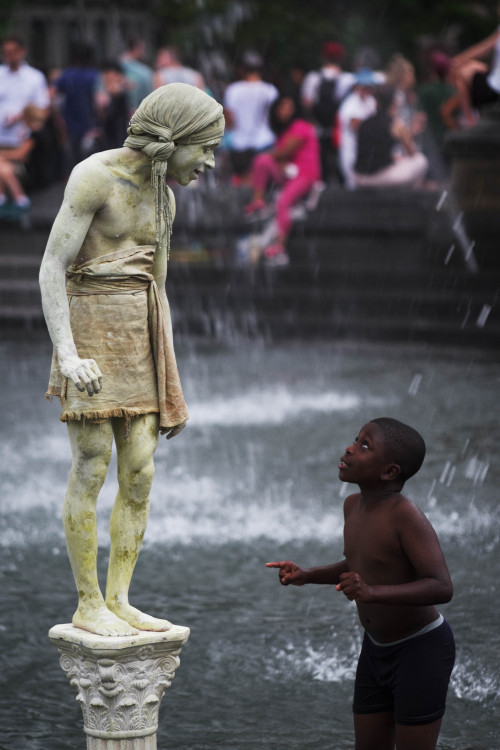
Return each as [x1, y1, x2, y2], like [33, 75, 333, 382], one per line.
[337, 68, 378, 189]
[39, 83, 225, 637]
[301, 41, 355, 182]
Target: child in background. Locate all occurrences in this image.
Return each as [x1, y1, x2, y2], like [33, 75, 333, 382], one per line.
[267, 417, 454, 750]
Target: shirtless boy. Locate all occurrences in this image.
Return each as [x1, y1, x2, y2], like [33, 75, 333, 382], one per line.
[39, 84, 224, 637]
[267, 417, 455, 750]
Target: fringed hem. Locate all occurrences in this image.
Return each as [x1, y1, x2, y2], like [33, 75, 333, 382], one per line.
[59, 406, 188, 437]
[61, 406, 157, 424]
[46, 389, 62, 401]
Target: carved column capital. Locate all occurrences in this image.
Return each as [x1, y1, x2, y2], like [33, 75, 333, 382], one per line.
[49, 623, 190, 749]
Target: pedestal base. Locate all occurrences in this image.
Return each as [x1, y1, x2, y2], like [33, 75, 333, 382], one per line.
[49, 623, 190, 749]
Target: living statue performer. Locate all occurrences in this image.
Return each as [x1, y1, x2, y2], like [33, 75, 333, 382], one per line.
[39, 83, 224, 637]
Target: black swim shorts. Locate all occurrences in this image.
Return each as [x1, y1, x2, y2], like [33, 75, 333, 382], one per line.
[352, 618, 455, 726]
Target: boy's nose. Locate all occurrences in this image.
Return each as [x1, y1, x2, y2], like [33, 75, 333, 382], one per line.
[204, 154, 215, 169]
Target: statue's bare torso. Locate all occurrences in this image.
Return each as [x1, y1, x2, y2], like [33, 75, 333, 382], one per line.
[67, 147, 172, 266]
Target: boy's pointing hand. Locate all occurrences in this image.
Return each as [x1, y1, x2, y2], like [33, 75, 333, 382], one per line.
[336, 571, 372, 602]
[266, 561, 308, 586]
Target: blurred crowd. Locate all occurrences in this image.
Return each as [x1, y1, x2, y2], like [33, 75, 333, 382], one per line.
[1, 15, 499, 237]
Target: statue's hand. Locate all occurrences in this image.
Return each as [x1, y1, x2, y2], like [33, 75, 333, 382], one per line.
[59, 355, 103, 396]
[160, 422, 187, 440]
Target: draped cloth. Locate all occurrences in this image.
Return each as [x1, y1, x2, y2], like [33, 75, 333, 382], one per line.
[46, 246, 189, 432]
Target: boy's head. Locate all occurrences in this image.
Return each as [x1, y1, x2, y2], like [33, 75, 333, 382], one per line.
[369, 417, 426, 485]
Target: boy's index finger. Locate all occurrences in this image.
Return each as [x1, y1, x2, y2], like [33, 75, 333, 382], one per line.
[265, 561, 283, 568]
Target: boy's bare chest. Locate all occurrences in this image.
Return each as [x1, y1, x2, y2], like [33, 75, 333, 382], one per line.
[344, 508, 405, 578]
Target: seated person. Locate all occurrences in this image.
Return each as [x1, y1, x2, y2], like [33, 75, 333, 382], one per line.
[244, 94, 321, 265]
[353, 85, 428, 190]
[0, 104, 45, 210]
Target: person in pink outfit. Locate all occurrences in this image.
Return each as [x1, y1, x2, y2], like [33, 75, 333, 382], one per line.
[245, 95, 321, 264]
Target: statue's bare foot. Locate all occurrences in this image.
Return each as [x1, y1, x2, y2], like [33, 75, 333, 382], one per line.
[73, 604, 139, 637]
[106, 600, 172, 631]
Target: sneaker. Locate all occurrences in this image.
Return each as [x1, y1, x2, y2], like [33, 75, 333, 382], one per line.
[263, 243, 289, 267]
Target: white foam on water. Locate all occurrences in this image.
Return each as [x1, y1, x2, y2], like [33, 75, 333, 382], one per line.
[145, 473, 344, 545]
[266, 636, 359, 684]
[427, 504, 498, 545]
[451, 656, 500, 703]
[188, 386, 362, 426]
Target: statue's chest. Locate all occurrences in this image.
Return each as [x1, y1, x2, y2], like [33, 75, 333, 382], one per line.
[101, 184, 157, 241]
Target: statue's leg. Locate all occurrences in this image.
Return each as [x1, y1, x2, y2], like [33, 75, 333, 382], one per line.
[105, 413, 171, 631]
[64, 420, 139, 636]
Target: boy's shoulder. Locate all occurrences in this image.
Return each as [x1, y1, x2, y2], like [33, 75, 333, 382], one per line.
[343, 491, 422, 518]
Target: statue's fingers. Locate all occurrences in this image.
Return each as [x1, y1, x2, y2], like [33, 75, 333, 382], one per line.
[77, 361, 102, 395]
[87, 360, 103, 379]
[72, 367, 95, 396]
[74, 377, 87, 392]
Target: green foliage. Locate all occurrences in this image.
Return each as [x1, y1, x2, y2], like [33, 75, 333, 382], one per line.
[152, 0, 498, 75]
[3, 0, 498, 76]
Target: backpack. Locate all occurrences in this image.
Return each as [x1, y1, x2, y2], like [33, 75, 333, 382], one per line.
[312, 75, 339, 128]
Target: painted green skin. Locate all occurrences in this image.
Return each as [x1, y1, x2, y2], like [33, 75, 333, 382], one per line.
[39, 140, 219, 636]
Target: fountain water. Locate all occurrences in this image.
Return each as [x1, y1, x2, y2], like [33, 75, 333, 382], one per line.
[1, 337, 499, 749]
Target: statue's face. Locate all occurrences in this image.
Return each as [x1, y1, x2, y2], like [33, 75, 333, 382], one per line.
[167, 140, 221, 186]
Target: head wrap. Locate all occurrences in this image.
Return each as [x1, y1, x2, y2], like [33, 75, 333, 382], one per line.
[124, 83, 225, 257]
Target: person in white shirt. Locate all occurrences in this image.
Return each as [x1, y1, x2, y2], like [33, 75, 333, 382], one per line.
[223, 51, 278, 183]
[338, 69, 378, 189]
[300, 41, 355, 182]
[0, 35, 50, 148]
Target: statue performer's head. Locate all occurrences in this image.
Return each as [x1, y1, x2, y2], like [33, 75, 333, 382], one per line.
[124, 83, 225, 256]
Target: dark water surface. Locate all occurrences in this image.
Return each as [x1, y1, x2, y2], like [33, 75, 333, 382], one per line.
[0, 338, 499, 749]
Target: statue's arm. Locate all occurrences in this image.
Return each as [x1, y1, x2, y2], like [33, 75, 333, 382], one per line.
[39, 163, 109, 395]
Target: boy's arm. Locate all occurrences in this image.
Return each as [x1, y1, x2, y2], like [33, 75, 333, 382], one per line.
[337, 502, 453, 605]
[266, 559, 349, 586]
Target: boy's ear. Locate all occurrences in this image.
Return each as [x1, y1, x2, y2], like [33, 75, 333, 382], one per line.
[380, 463, 401, 482]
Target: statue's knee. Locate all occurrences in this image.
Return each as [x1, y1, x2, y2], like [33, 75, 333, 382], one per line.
[118, 459, 155, 499]
[70, 451, 110, 494]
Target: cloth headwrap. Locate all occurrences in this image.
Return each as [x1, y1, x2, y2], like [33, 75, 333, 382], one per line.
[124, 83, 224, 258]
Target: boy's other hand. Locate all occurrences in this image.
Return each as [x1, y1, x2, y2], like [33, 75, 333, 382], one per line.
[336, 571, 372, 602]
[266, 561, 308, 586]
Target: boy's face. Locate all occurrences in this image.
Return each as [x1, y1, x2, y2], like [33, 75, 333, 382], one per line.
[338, 422, 395, 486]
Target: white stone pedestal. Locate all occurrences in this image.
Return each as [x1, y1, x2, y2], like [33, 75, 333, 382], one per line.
[49, 623, 190, 750]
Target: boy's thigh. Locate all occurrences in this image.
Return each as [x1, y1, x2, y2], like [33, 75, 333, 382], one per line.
[354, 712, 394, 750]
[395, 718, 442, 750]
[354, 714, 443, 750]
